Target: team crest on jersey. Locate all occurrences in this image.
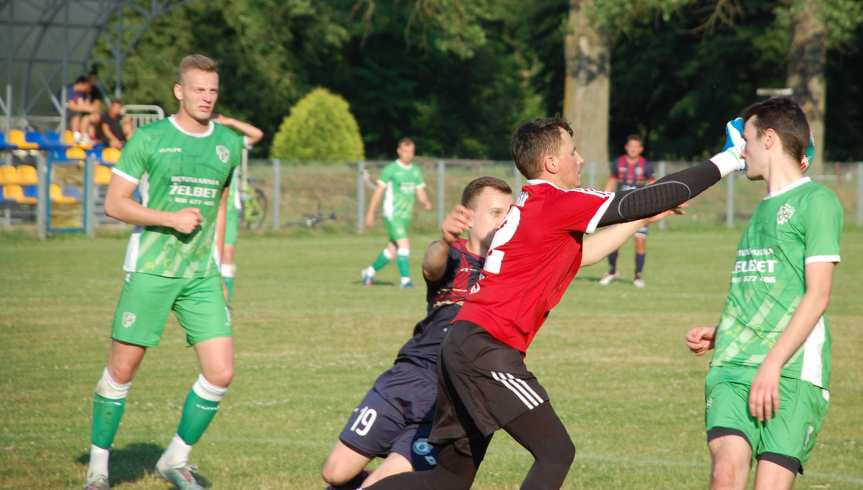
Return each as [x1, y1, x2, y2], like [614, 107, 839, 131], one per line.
[216, 145, 230, 164]
[122, 312, 136, 328]
[776, 203, 795, 225]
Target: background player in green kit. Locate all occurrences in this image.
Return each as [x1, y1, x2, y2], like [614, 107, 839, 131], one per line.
[212, 114, 263, 305]
[83, 55, 243, 490]
[362, 138, 433, 288]
[686, 97, 841, 490]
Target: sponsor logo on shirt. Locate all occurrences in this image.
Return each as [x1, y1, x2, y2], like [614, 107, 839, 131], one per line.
[159, 147, 183, 153]
[776, 203, 795, 225]
[216, 145, 230, 164]
[731, 248, 778, 284]
[400, 182, 416, 193]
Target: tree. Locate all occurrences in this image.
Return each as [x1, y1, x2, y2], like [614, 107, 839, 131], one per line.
[786, 0, 863, 164]
[270, 88, 365, 162]
[563, 0, 610, 166]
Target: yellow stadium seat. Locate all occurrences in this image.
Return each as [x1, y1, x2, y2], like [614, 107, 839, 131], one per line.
[4, 184, 37, 204]
[66, 147, 87, 160]
[62, 130, 75, 146]
[16, 165, 38, 185]
[101, 147, 121, 164]
[0, 165, 17, 184]
[8, 129, 38, 150]
[50, 184, 77, 204]
[94, 165, 113, 185]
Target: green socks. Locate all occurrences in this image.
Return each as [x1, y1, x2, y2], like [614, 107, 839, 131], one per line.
[176, 375, 227, 445]
[371, 249, 392, 271]
[221, 264, 236, 303]
[177, 391, 220, 445]
[396, 248, 410, 278]
[223, 276, 235, 302]
[91, 394, 126, 449]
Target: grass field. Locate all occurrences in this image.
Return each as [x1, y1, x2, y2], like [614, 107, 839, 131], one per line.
[1, 227, 862, 489]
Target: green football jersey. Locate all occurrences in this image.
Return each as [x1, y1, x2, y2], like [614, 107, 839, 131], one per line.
[711, 178, 843, 389]
[112, 117, 243, 278]
[378, 160, 425, 221]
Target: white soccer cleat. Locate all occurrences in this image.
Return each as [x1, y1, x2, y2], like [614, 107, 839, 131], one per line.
[633, 276, 646, 288]
[156, 463, 204, 490]
[361, 267, 375, 286]
[598, 273, 617, 286]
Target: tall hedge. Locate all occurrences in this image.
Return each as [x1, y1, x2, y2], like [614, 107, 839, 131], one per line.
[270, 88, 365, 162]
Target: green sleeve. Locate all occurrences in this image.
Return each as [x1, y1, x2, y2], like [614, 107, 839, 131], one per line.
[802, 189, 843, 262]
[114, 130, 151, 182]
[378, 164, 393, 185]
[414, 166, 426, 188]
[232, 131, 243, 169]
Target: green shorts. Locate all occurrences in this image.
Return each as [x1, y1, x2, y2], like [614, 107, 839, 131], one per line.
[111, 272, 232, 347]
[225, 205, 239, 246]
[384, 218, 410, 242]
[705, 366, 829, 470]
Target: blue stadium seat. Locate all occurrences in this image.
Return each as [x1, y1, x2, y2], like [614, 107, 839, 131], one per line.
[23, 185, 38, 199]
[0, 132, 15, 151]
[37, 131, 65, 150]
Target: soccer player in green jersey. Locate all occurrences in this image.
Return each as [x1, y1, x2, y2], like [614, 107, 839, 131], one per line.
[83, 55, 243, 490]
[686, 97, 842, 489]
[212, 114, 263, 305]
[362, 137, 433, 288]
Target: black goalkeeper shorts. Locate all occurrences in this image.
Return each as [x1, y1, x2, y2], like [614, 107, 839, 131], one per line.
[430, 321, 549, 445]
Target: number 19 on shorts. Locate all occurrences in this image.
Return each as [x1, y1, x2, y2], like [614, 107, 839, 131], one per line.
[350, 406, 377, 436]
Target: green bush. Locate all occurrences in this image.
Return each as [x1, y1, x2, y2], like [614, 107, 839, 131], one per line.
[270, 88, 365, 162]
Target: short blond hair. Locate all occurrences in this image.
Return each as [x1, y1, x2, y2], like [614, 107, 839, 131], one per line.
[177, 54, 218, 84]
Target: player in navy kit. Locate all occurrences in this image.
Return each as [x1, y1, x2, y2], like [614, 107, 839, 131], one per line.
[321, 177, 514, 489]
[600, 134, 656, 287]
[367, 117, 746, 489]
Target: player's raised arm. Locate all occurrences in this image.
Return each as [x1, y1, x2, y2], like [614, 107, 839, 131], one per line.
[581, 205, 684, 266]
[214, 114, 264, 146]
[423, 204, 472, 282]
[594, 120, 745, 228]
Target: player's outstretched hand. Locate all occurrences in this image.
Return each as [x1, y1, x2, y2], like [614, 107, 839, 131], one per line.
[749, 362, 781, 421]
[685, 326, 716, 356]
[441, 205, 473, 244]
[710, 117, 746, 176]
[169, 207, 202, 234]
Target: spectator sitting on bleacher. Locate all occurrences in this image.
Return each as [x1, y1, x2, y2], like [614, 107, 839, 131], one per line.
[100, 100, 132, 149]
[66, 76, 96, 135]
[87, 69, 105, 105]
[82, 108, 105, 147]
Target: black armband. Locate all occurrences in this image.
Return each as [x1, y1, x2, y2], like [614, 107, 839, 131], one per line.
[597, 161, 721, 227]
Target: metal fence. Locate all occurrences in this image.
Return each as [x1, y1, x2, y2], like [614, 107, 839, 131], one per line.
[3, 158, 862, 236]
[252, 159, 863, 233]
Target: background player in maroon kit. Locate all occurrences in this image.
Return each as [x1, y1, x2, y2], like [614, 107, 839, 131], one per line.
[367, 117, 745, 489]
[600, 134, 656, 287]
[321, 177, 513, 489]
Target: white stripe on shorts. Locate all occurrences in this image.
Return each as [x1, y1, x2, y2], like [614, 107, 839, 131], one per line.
[504, 372, 543, 406]
[491, 371, 542, 409]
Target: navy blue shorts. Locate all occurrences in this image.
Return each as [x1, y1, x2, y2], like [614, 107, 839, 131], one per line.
[338, 362, 439, 470]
